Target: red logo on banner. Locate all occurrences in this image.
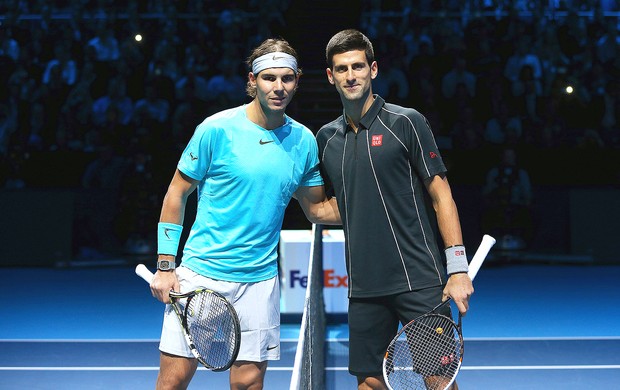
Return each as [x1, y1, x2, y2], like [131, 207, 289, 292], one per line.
[371, 135, 383, 146]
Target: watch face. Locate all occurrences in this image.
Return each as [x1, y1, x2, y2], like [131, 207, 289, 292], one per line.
[158, 260, 172, 270]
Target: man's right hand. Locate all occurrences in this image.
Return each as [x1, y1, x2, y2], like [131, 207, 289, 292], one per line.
[150, 270, 180, 304]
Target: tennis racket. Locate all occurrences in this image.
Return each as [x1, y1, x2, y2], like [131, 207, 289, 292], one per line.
[382, 234, 496, 390]
[135, 264, 241, 371]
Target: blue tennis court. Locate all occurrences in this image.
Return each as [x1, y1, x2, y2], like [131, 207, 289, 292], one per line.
[1, 263, 619, 389]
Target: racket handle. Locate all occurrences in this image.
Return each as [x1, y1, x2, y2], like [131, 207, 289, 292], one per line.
[468, 234, 496, 281]
[135, 263, 154, 283]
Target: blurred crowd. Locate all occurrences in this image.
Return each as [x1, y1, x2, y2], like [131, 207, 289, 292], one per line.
[0, 0, 618, 256]
[363, 0, 619, 153]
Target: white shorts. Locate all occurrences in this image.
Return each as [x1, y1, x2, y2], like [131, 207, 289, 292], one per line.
[159, 266, 281, 362]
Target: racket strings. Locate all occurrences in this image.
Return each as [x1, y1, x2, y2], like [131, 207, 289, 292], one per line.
[186, 292, 238, 369]
[385, 315, 462, 390]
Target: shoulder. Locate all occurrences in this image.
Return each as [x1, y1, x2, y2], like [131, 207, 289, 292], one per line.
[317, 116, 344, 141]
[198, 106, 242, 129]
[382, 102, 423, 120]
[380, 103, 428, 129]
[191, 106, 243, 140]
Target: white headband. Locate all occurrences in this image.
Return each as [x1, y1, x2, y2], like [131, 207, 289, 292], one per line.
[251, 52, 298, 75]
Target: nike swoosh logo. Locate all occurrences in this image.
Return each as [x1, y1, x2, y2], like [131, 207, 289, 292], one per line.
[267, 345, 279, 351]
[272, 55, 284, 60]
[164, 228, 171, 239]
[259, 140, 275, 145]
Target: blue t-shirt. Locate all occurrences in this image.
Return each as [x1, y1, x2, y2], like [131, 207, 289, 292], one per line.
[178, 105, 323, 282]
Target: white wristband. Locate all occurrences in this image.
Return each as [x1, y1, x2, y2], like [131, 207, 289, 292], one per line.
[445, 245, 469, 275]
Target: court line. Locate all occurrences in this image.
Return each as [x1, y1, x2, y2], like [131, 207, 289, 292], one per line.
[2, 365, 619, 371]
[326, 336, 620, 342]
[2, 336, 619, 343]
[0, 339, 301, 343]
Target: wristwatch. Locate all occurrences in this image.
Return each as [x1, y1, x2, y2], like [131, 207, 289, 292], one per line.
[157, 259, 176, 271]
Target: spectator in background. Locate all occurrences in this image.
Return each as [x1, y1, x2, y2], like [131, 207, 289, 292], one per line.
[147, 27, 180, 84]
[372, 50, 410, 105]
[441, 53, 476, 101]
[87, 21, 120, 63]
[482, 147, 533, 249]
[116, 148, 160, 255]
[133, 81, 170, 128]
[534, 24, 570, 97]
[42, 43, 77, 87]
[503, 35, 543, 88]
[511, 64, 543, 136]
[0, 25, 19, 63]
[595, 17, 619, 67]
[0, 103, 17, 157]
[53, 59, 97, 151]
[183, 43, 210, 77]
[539, 94, 569, 148]
[484, 99, 523, 146]
[451, 105, 484, 151]
[205, 58, 247, 111]
[92, 76, 134, 127]
[77, 143, 127, 258]
[599, 79, 619, 147]
[175, 64, 209, 103]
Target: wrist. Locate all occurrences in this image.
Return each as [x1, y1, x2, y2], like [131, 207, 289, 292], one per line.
[158, 222, 183, 256]
[445, 245, 468, 275]
[156, 258, 176, 271]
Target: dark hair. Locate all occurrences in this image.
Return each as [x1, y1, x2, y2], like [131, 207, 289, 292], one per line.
[245, 38, 302, 98]
[325, 29, 374, 68]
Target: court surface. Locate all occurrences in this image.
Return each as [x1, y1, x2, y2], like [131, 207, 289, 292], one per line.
[1, 263, 619, 389]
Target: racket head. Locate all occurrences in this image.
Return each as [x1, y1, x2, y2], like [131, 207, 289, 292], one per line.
[383, 312, 463, 390]
[171, 289, 241, 371]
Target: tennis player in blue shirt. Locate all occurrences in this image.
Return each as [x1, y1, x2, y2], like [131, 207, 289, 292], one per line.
[149, 38, 340, 390]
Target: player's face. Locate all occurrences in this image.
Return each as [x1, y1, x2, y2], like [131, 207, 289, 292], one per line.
[327, 50, 377, 103]
[250, 67, 298, 114]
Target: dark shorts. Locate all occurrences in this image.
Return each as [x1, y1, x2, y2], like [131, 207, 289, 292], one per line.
[348, 285, 451, 378]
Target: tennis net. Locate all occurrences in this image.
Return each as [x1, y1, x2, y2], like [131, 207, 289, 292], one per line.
[289, 224, 326, 390]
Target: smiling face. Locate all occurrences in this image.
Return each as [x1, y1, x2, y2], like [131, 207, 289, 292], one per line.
[327, 49, 378, 105]
[249, 67, 299, 115]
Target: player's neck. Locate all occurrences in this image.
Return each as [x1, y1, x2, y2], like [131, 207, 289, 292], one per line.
[343, 93, 375, 133]
[246, 100, 285, 130]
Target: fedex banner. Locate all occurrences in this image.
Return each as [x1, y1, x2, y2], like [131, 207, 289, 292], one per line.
[279, 229, 347, 313]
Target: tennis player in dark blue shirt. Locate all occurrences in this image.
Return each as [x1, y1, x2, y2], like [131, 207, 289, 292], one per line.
[316, 29, 473, 390]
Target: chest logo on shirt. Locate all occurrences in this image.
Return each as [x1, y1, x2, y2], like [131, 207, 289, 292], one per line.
[371, 135, 383, 147]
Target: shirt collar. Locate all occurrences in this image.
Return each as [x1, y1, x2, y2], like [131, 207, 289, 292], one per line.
[342, 94, 385, 133]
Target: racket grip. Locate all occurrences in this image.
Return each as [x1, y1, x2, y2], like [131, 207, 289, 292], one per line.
[467, 234, 496, 281]
[135, 263, 155, 283]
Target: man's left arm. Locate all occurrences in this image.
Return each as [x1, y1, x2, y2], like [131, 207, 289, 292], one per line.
[425, 174, 474, 315]
[294, 185, 341, 225]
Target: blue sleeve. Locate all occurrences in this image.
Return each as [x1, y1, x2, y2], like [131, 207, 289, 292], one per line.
[177, 122, 214, 180]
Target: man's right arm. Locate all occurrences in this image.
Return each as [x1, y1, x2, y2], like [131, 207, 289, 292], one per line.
[151, 169, 198, 303]
[294, 185, 341, 225]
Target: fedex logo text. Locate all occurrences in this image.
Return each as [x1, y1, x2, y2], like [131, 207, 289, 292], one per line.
[289, 269, 348, 288]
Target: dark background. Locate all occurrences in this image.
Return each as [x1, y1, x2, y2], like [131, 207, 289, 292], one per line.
[0, 0, 618, 266]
